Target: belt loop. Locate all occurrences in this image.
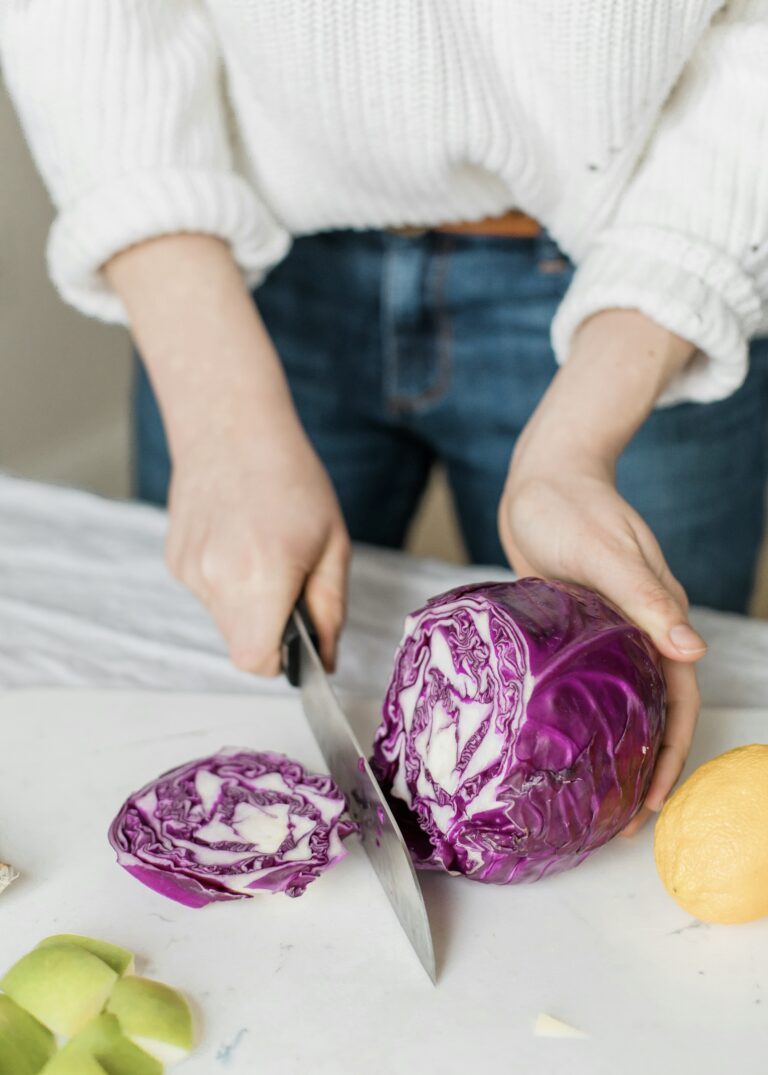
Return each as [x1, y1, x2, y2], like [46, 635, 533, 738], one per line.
[536, 229, 571, 274]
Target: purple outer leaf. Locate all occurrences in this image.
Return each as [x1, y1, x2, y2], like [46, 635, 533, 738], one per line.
[109, 748, 358, 905]
[372, 579, 666, 884]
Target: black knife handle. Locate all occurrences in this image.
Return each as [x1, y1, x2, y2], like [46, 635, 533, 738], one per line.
[281, 597, 319, 687]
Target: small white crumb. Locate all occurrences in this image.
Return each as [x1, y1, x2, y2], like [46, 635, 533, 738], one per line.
[0, 862, 19, 895]
[534, 1013, 589, 1039]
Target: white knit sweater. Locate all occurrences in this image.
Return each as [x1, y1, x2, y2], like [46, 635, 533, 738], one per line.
[2, 1, 768, 404]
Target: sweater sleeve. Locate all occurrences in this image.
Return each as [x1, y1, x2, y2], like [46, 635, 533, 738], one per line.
[0, 1, 290, 323]
[552, 0, 768, 406]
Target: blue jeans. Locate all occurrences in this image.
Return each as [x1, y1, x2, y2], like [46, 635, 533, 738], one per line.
[134, 230, 768, 613]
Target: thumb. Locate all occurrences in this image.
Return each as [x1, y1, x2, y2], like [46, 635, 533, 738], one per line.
[214, 573, 304, 677]
[595, 552, 706, 662]
[303, 528, 351, 673]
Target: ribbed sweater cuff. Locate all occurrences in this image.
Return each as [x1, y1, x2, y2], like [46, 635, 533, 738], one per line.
[552, 227, 763, 406]
[47, 169, 291, 323]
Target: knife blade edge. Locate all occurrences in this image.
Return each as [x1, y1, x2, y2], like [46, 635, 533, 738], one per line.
[293, 611, 437, 984]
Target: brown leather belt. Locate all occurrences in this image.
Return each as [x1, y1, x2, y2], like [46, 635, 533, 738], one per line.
[393, 208, 540, 239]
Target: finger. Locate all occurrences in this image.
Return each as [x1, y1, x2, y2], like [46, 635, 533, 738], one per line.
[165, 524, 209, 598]
[634, 525, 692, 618]
[215, 574, 304, 677]
[657, 563, 690, 616]
[620, 805, 652, 838]
[644, 658, 700, 811]
[496, 503, 532, 581]
[303, 527, 351, 673]
[592, 551, 706, 663]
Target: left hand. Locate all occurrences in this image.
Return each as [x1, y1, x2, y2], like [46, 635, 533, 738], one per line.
[499, 449, 704, 834]
[498, 310, 707, 832]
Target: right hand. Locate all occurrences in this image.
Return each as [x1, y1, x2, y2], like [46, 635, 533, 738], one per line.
[165, 419, 350, 677]
[104, 236, 352, 679]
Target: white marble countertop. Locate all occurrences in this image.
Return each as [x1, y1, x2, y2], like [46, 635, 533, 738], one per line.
[1, 690, 767, 1075]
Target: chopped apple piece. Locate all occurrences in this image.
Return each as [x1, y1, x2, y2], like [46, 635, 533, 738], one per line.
[0, 945, 117, 1037]
[0, 994, 56, 1075]
[35, 936, 134, 978]
[44, 1015, 161, 1075]
[107, 976, 193, 1064]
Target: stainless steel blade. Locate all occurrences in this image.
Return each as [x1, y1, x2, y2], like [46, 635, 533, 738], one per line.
[293, 611, 436, 984]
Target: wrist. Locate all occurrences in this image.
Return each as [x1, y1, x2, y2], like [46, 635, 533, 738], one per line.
[509, 426, 614, 491]
[107, 234, 301, 464]
[166, 382, 301, 466]
[514, 310, 695, 474]
[571, 309, 695, 386]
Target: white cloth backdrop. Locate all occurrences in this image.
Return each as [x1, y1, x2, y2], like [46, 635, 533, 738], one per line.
[0, 476, 766, 708]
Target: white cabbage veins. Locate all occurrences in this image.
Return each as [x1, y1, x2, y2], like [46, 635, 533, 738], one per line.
[109, 749, 356, 905]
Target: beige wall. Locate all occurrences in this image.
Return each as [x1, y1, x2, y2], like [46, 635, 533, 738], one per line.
[0, 83, 132, 497]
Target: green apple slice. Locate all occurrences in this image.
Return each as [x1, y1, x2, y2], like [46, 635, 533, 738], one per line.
[0, 994, 56, 1075]
[107, 976, 193, 1064]
[35, 936, 135, 977]
[52, 1014, 162, 1075]
[0, 944, 118, 1037]
[40, 1051, 109, 1075]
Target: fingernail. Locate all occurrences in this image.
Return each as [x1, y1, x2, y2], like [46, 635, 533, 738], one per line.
[669, 624, 707, 655]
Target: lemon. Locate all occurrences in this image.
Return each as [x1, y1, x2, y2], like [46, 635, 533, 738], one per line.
[654, 744, 768, 924]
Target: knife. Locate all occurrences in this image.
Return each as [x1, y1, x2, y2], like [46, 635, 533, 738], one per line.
[282, 601, 437, 984]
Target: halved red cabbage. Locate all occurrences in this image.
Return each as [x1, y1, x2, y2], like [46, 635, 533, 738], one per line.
[372, 579, 665, 884]
[109, 749, 357, 906]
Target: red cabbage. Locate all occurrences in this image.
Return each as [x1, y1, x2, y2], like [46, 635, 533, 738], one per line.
[109, 749, 357, 906]
[372, 579, 665, 884]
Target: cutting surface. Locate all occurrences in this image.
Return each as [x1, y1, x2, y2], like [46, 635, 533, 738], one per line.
[1, 690, 767, 1074]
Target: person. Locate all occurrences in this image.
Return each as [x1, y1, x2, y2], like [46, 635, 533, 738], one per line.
[2, 2, 767, 831]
